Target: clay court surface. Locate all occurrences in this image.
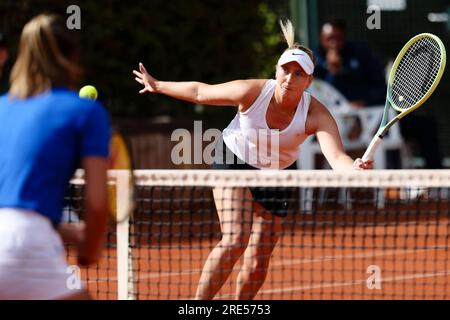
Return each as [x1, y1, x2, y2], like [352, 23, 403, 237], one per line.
[66, 197, 450, 300]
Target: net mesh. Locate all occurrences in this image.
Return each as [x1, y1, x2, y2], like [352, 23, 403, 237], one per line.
[390, 36, 443, 110]
[67, 170, 450, 300]
[64, 183, 119, 300]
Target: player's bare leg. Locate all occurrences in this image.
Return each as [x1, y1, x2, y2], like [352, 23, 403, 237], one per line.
[195, 187, 253, 300]
[236, 205, 281, 299]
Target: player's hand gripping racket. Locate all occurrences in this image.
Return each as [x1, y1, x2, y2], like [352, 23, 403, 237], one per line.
[362, 33, 446, 162]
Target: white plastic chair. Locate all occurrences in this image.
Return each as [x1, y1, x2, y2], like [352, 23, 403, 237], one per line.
[298, 79, 406, 211]
[300, 79, 405, 169]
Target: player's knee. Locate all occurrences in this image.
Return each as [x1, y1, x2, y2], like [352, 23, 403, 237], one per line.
[244, 252, 271, 271]
[249, 234, 280, 254]
[219, 236, 249, 257]
[241, 260, 270, 285]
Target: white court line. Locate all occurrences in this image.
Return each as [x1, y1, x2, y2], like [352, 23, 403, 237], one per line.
[140, 220, 448, 250]
[254, 270, 450, 296]
[90, 269, 450, 296]
[270, 247, 447, 266]
[123, 246, 447, 282]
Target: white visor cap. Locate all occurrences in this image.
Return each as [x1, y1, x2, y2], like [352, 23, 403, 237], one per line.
[277, 49, 314, 75]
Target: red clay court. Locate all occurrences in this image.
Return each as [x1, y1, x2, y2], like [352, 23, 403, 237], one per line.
[66, 170, 450, 300]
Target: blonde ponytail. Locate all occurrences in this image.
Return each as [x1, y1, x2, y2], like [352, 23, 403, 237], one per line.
[279, 19, 296, 49]
[278, 18, 317, 66]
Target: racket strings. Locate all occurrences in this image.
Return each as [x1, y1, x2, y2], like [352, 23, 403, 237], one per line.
[390, 37, 442, 110]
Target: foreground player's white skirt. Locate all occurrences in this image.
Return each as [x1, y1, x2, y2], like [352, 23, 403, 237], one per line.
[0, 208, 84, 299]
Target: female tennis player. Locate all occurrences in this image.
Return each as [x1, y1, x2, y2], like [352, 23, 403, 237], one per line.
[0, 14, 110, 299]
[133, 19, 372, 300]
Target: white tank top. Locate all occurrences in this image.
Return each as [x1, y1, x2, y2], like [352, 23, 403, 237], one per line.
[222, 79, 311, 169]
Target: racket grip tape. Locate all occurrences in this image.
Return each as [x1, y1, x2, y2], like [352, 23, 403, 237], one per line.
[362, 136, 383, 161]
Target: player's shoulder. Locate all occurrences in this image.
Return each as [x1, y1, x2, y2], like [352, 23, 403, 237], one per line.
[308, 96, 332, 123]
[309, 95, 328, 113]
[50, 88, 92, 104]
[51, 88, 104, 111]
[237, 79, 271, 112]
[0, 93, 8, 104]
[305, 95, 334, 133]
[47, 89, 108, 125]
[245, 79, 271, 90]
[244, 78, 270, 96]
[229, 79, 267, 94]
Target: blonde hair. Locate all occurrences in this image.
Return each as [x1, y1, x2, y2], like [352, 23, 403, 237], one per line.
[279, 19, 316, 66]
[9, 14, 82, 99]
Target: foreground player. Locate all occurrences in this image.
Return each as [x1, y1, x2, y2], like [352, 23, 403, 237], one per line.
[133, 20, 371, 299]
[0, 14, 110, 299]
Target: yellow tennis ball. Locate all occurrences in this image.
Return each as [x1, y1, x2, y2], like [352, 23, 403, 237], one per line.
[79, 85, 98, 100]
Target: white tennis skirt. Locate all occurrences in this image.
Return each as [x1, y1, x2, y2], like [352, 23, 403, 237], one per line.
[0, 208, 84, 299]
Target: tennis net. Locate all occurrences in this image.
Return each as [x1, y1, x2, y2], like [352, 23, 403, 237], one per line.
[66, 170, 450, 299]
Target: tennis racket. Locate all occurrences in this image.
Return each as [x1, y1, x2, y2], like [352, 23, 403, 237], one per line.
[362, 33, 446, 162]
[108, 129, 134, 224]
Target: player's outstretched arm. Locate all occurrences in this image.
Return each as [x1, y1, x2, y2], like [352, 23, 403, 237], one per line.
[133, 62, 265, 109]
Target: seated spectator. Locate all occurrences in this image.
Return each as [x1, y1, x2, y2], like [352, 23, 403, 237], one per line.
[315, 19, 386, 107]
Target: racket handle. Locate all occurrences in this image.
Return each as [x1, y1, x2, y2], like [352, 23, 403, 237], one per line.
[362, 136, 383, 161]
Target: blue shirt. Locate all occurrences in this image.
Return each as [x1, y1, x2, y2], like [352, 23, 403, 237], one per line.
[315, 42, 387, 106]
[0, 88, 110, 224]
